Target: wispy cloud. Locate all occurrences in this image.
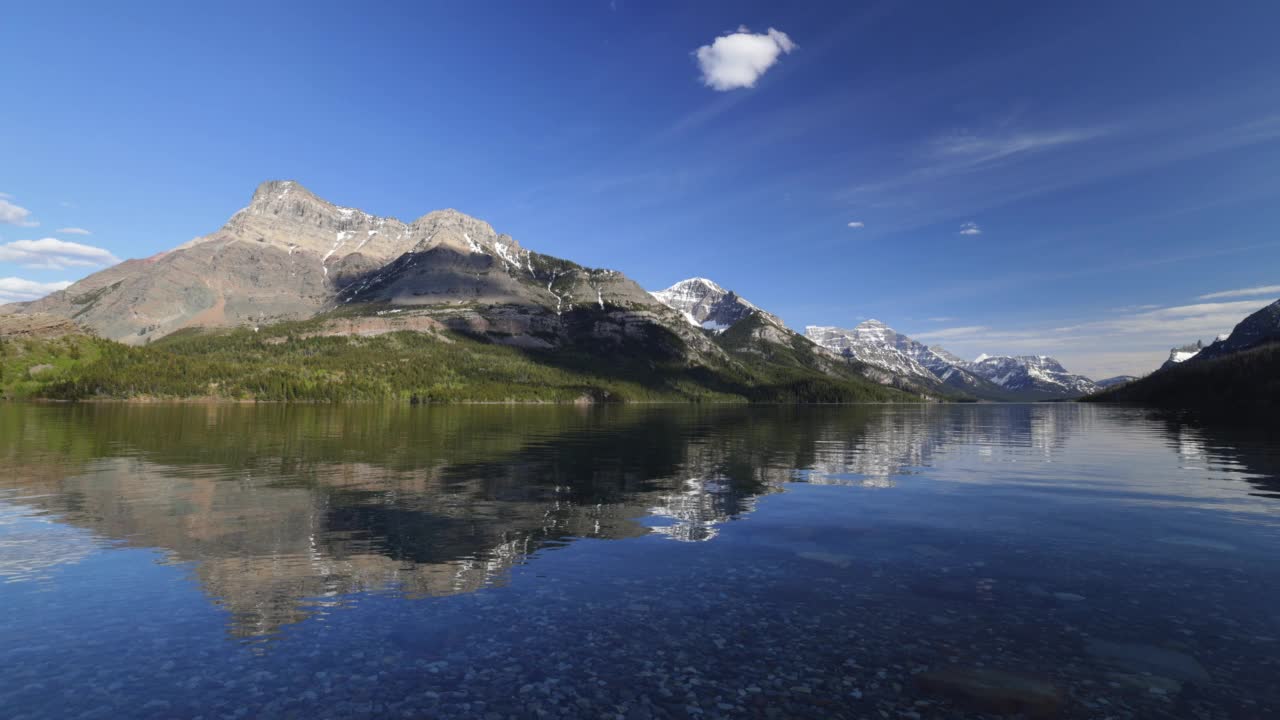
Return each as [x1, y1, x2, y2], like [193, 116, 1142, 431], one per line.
[931, 128, 1106, 165]
[56, 227, 92, 236]
[1197, 284, 1280, 300]
[913, 325, 991, 340]
[0, 237, 121, 270]
[0, 276, 73, 303]
[910, 297, 1272, 377]
[958, 221, 981, 236]
[845, 125, 1107, 200]
[0, 197, 38, 227]
[846, 221, 864, 228]
[695, 26, 795, 91]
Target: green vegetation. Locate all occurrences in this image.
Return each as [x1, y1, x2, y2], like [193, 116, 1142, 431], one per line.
[3, 313, 916, 404]
[0, 333, 103, 399]
[1084, 342, 1280, 422]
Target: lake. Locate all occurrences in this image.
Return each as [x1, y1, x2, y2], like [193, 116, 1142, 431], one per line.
[1, 403, 1278, 719]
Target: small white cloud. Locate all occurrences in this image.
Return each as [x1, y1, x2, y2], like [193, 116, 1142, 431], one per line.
[0, 197, 38, 227]
[1197, 284, 1280, 300]
[694, 26, 795, 91]
[56, 227, 92, 236]
[847, 221, 864, 229]
[0, 276, 73, 303]
[959, 221, 981, 236]
[0, 237, 121, 270]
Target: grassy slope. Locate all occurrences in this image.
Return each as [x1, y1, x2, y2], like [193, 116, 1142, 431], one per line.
[10, 312, 916, 404]
[0, 333, 103, 399]
[1084, 342, 1280, 421]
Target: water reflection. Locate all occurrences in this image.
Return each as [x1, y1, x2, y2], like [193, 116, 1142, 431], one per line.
[0, 403, 1277, 644]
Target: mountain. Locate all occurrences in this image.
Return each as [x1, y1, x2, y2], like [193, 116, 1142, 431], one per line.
[806, 321, 938, 381]
[17, 181, 413, 342]
[650, 278, 782, 331]
[804, 321, 1036, 399]
[966, 355, 1099, 399]
[1086, 300, 1280, 421]
[11, 181, 725, 360]
[1192, 299, 1280, 362]
[3, 182, 915, 404]
[647, 278, 905, 398]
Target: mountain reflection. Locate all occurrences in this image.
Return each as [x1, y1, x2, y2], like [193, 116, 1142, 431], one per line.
[0, 402, 1250, 639]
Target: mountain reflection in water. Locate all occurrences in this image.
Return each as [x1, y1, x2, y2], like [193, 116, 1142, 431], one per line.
[2, 403, 1279, 719]
[0, 404, 1075, 637]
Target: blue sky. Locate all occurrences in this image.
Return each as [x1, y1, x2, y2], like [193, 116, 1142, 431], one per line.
[3, 1, 1279, 377]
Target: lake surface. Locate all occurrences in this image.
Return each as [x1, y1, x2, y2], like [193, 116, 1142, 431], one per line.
[1, 403, 1278, 719]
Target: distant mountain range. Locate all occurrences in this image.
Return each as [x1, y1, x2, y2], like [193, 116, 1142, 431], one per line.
[797, 322, 1097, 400]
[641, 279, 1100, 400]
[4, 179, 1256, 405]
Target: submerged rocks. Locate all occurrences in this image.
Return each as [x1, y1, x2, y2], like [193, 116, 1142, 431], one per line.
[1085, 638, 1210, 683]
[914, 666, 1064, 717]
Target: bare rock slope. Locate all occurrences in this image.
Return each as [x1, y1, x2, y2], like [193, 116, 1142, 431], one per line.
[12, 181, 721, 362]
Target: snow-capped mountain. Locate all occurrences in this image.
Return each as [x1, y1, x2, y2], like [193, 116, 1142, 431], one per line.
[966, 355, 1099, 397]
[804, 321, 1015, 398]
[650, 278, 781, 332]
[805, 321, 1099, 399]
[805, 321, 941, 381]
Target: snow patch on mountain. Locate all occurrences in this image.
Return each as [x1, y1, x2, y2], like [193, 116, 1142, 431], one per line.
[650, 278, 781, 330]
[965, 355, 1098, 396]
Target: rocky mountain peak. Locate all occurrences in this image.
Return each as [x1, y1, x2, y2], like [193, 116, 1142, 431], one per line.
[241, 180, 386, 226]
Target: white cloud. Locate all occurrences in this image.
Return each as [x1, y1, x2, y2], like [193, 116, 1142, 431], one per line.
[0, 198, 38, 227]
[0, 237, 121, 270]
[56, 227, 92, 236]
[0, 276, 73, 303]
[1197, 284, 1280, 300]
[847, 221, 864, 228]
[958, 221, 981, 235]
[695, 26, 795, 91]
